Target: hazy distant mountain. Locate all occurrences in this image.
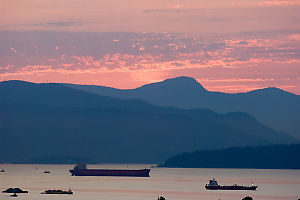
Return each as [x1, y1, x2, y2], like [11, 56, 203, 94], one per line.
[160, 143, 300, 169]
[64, 76, 300, 139]
[0, 80, 297, 163]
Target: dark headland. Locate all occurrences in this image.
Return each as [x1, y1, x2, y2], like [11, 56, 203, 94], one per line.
[160, 143, 300, 169]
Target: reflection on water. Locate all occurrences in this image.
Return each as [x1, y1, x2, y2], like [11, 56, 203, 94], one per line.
[0, 164, 299, 200]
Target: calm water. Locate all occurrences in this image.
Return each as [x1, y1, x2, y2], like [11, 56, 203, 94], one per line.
[0, 164, 299, 200]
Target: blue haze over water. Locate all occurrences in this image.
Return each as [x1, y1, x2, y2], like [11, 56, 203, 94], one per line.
[0, 164, 299, 200]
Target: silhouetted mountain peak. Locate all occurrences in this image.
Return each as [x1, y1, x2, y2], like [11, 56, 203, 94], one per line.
[164, 76, 205, 86]
[0, 80, 34, 86]
[247, 87, 296, 96]
[137, 76, 207, 93]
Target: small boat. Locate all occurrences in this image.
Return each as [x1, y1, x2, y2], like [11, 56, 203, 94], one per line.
[2, 188, 28, 193]
[0, 169, 5, 172]
[43, 171, 50, 174]
[41, 189, 73, 194]
[205, 178, 257, 190]
[158, 196, 166, 200]
[10, 193, 18, 197]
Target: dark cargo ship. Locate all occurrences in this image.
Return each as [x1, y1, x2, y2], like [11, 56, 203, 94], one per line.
[205, 178, 257, 190]
[69, 163, 150, 177]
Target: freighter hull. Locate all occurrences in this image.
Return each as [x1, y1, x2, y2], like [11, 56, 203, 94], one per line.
[205, 178, 258, 191]
[205, 185, 257, 190]
[69, 169, 150, 177]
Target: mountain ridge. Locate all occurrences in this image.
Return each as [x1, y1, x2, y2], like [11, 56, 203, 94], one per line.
[60, 76, 300, 139]
[0, 80, 297, 163]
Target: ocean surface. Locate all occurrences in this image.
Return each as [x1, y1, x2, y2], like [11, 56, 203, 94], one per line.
[0, 164, 299, 200]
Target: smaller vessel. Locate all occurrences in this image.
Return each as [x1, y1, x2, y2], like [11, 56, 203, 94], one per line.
[2, 188, 28, 193]
[158, 196, 166, 200]
[205, 178, 257, 190]
[10, 193, 18, 197]
[42, 189, 73, 194]
[0, 169, 5, 172]
[43, 171, 50, 174]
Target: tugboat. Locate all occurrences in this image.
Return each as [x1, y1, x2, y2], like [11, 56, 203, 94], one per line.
[2, 188, 29, 193]
[42, 189, 73, 194]
[205, 178, 257, 190]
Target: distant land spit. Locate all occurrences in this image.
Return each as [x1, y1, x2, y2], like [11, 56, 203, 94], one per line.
[160, 143, 300, 169]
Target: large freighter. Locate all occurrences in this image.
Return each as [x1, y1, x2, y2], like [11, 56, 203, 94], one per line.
[69, 163, 150, 177]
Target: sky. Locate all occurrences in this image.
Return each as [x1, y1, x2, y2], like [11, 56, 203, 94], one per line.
[1, 0, 300, 94]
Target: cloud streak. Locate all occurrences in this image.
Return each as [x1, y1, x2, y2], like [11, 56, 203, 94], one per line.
[258, 0, 300, 6]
